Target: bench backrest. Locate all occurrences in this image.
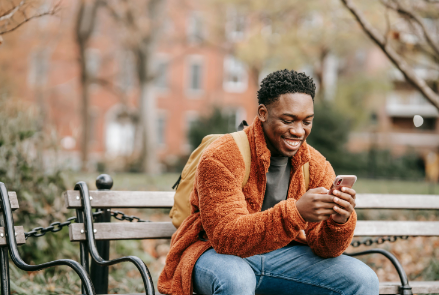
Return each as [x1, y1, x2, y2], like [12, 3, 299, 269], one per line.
[0, 192, 29, 246]
[65, 190, 439, 242]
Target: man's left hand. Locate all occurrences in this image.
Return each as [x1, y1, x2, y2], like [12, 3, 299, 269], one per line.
[330, 187, 356, 224]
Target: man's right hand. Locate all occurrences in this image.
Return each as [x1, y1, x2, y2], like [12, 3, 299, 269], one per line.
[296, 187, 336, 222]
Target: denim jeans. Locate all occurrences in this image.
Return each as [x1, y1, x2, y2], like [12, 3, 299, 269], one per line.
[193, 245, 379, 295]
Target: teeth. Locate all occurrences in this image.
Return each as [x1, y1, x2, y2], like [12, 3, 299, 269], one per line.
[284, 139, 300, 148]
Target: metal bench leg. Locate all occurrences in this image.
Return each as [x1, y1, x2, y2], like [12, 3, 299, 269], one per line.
[0, 246, 10, 295]
[344, 248, 413, 295]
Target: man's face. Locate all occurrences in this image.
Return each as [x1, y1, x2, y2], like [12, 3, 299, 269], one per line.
[258, 93, 314, 157]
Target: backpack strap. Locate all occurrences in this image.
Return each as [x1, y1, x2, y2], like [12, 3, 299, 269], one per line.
[231, 130, 251, 188]
[302, 162, 310, 191]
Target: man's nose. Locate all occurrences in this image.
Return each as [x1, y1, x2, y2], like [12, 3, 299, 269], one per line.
[289, 122, 305, 138]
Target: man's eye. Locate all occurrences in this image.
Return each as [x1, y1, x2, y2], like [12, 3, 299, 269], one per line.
[282, 120, 293, 124]
[304, 121, 312, 126]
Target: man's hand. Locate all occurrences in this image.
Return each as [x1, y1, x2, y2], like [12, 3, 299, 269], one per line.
[296, 187, 337, 222]
[330, 187, 356, 224]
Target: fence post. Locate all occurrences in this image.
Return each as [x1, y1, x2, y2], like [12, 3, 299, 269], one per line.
[90, 174, 113, 294]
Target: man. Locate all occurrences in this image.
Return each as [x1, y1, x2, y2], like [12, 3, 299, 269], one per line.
[159, 69, 379, 295]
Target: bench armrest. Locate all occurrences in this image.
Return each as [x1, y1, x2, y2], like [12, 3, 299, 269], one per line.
[75, 181, 155, 295]
[344, 249, 413, 295]
[0, 182, 96, 295]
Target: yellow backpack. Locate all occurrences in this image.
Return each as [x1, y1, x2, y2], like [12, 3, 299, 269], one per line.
[169, 125, 310, 229]
[169, 130, 251, 228]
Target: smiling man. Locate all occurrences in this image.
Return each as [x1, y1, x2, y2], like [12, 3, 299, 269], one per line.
[158, 69, 379, 295]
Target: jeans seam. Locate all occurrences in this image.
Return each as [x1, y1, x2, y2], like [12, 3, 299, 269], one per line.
[255, 256, 265, 289]
[263, 272, 344, 295]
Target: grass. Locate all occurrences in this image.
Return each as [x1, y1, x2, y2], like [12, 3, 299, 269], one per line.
[64, 171, 439, 194]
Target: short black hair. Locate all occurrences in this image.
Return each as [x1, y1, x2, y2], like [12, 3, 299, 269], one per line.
[257, 69, 316, 105]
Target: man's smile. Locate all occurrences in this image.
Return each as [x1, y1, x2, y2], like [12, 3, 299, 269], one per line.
[283, 137, 302, 150]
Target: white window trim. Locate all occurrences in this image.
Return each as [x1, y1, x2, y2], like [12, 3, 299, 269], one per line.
[223, 55, 248, 93]
[154, 54, 171, 93]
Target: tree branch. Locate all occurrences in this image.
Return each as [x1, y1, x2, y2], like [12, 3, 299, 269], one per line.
[0, 0, 24, 22]
[383, 0, 439, 57]
[0, 1, 61, 35]
[341, 0, 439, 110]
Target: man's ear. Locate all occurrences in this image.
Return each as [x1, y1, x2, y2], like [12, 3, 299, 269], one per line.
[258, 104, 268, 122]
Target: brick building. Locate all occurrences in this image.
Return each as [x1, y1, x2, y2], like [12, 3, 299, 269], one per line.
[0, 0, 259, 171]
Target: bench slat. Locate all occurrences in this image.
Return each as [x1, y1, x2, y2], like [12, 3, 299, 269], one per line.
[64, 191, 175, 209]
[96, 282, 439, 294]
[379, 281, 439, 294]
[69, 220, 439, 242]
[64, 191, 439, 210]
[354, 221, 439, 236]
[0, 226, 26, 245]
[0, 192, 19, 211]
[356, 194, 439, 209]
[69, 222, 177, 242]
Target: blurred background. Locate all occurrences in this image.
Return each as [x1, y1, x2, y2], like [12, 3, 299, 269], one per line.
[0, 0, 439, 293]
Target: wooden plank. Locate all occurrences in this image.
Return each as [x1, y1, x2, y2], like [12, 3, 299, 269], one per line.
[356, 194, 439, 209]
[0, 226, 26, 246]
[69, 222, 176, 242]
[70, 221, 439, 241]
[64, 191, 439, 210]
[379, 281, 439, 294]
[64, 190, 174, 209]
[355, 221, 439, 236]
[0, 192, 19, 211]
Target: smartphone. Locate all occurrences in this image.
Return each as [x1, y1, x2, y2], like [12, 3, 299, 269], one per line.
[328, 175, 357, 195]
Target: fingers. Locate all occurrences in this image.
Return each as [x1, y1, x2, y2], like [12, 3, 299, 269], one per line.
[332, 206, 350, 219]
[309, 187, 329, 194]
[333, 196, 353, 211]
[332, 189, 356, 208]
[341, 187, 356, 199]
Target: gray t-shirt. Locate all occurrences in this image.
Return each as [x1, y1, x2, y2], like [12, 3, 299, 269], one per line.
[261, 156, 291, 211]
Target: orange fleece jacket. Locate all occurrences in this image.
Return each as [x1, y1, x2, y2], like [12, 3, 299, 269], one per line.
[158, 117, 357, 295]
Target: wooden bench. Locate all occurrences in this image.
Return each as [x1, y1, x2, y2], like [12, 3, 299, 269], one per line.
[65, 175, 439, 295]
[0, 182, 95, 295]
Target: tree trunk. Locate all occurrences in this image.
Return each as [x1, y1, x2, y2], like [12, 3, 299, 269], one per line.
[139, 81, 158, 174]
[75, 0, 100, 171]
[79, 46, 90, 171]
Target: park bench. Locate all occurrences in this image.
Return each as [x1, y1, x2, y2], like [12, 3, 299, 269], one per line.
[64, 174, 439, 295]
[0, 182, 95, 295]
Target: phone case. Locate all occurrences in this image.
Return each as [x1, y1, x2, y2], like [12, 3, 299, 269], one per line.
[328, 175, 357, 195]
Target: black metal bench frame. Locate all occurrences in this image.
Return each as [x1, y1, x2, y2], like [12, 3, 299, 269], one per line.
[0, 182, 95, 295]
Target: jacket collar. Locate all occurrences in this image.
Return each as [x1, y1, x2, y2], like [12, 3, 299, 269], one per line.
[249, 117, 311, 172]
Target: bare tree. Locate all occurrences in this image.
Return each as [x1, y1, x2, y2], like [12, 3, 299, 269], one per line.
[75, 0, 102, 171]
[0, 0, 60, 36]
[103, 0, 167, 174]
[341, 0, 439, 110]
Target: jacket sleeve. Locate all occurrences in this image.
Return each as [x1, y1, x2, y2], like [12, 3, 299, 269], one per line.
[197, 139, 307, 258]
[305, 161, 357, 258]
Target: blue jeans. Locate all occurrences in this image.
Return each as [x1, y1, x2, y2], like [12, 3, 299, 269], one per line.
[193, 245, 379, 295]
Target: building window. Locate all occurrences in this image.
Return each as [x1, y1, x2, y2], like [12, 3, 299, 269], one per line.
[187, 56, 204, 93]
[157, 113, 166, 146]
[85, 48, 101, 77]
[226, 9, 246, 42]
[155, 60, 169, 90]
[105, 107, 136, 157]
[187, 12, 204, 43]
[223, 56, 247, 93]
